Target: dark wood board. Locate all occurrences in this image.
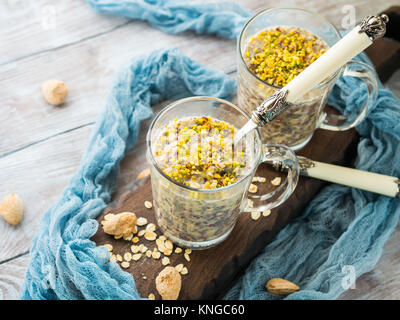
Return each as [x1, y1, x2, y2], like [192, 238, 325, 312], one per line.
[365, 6, 400, 83]
[91, 17, 398, 300]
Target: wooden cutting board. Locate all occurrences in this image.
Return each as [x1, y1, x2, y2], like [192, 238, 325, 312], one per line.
[91, 12, 400, 300]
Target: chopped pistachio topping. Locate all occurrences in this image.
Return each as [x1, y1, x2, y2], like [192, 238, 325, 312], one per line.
[244, 27, 327, 87]
[154, 116, 249, 189]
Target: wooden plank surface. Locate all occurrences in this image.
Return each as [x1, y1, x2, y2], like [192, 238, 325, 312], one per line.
[0, 125, 93, 261]
[0, 255, 30, 300]
[0, 0, 129, 65]
[0, 0, 399, 300]
[0, 21, 236, 157]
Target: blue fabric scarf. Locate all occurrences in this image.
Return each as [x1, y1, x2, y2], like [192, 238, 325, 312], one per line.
[21, 0, 400, 299]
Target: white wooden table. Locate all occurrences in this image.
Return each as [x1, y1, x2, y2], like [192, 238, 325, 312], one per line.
[0, 0, 399, 300]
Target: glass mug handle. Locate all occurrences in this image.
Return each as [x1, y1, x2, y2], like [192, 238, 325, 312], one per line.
[319, 60, 378, 131]
[242, 145, 300, 212]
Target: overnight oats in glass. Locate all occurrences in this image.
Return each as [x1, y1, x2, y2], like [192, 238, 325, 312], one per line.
[238, 8, 378, 150]
[146, 96, 300, 249]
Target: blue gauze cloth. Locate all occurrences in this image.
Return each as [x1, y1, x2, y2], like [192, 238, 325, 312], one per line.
[21, 0, 400, 299]
[87, 0, 252, 39]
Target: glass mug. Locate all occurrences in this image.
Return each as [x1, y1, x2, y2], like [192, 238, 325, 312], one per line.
[238, 7, 378, 150]
[146, 96, 300, 249]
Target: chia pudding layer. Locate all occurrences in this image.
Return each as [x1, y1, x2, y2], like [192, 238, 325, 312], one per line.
[238, 26, 332, 149]
[150, 116, 255, 247]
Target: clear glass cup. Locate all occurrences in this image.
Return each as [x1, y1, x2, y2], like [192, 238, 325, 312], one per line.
[146, 96, 300, 249]
[238, 7, 378, 150]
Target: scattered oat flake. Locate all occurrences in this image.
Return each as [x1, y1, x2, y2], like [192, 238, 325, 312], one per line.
[136, 168, 150, 180]
[184, 248, 192, 254]
[252, 176, 259, 182]
[258, 177, 267, 183]
[152, 251, 161, 259]
[138, 230, 146, 237]
[142, 276, 147, 280]
[271, 177, 282, 186]
[124, 252, 132, 261]
[141, 246, 148, 253]
[132, 236, 139, 243]
[124, 233, 133, 241]
[158, 244, 166, 253]
[144, 201, 153, 209]
[131, 245, 140, 253]
[263, 209, 272, 217]
[146, 251, 152, 258]
[251, 211, 261, 220]
[181, 267, 188, 275]
[121, 261, 130, 269]
[164, 249, 172, 256]
[184, 253, 191, 262]
[249, 183, 258, 193]
[175, 247, 182, 254]
[145, 231, 157, 241]
[164, 240, 173, 250]
[116, 254, 123, 262]
[104, 244, 113, 252]
[132, 253, 142, 261]
[148, 293, 155, 300]
[162, 257, 170, 266]
[146, 223, 156, 232]
[110, 254, 117, 263]
[137, 217, 148, 226]
[159, 235, 166, 241]
[175, 264, 184, 272]
[247, 199, 254, 208]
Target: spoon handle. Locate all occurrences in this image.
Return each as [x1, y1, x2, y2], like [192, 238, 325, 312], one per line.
[274, 156, 400, 198]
